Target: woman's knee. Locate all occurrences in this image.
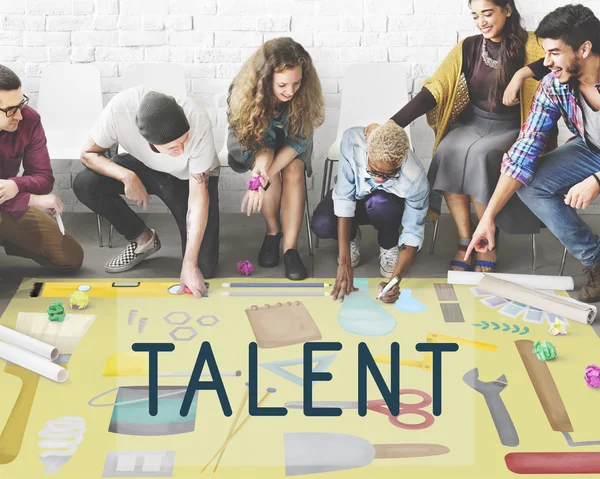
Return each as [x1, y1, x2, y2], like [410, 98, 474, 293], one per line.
[282, 159, 305, 182]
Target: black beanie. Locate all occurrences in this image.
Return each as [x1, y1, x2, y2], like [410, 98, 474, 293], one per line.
[136, 91, 190, 145]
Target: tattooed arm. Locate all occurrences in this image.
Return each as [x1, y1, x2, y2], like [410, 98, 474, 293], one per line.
[180, 169, 211, 297]
[81, 135, 150, 209]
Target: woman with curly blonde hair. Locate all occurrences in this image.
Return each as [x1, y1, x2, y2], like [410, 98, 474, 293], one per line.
[227, 37, 324, 280]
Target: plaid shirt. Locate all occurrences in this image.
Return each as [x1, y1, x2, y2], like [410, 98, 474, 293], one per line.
[501, 72, 600, 185]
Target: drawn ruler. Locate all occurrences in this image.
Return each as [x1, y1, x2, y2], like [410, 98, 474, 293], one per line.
[28, 281, 209, 298]
[515, 339, 573, 432]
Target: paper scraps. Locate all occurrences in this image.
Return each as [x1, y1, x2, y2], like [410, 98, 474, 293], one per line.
[549, 319, 568, 336]
[584, 365, 600, 388]
[533, 341, 557, 361]
[69, 291, 89, 310]
[47, 302, 65, 322]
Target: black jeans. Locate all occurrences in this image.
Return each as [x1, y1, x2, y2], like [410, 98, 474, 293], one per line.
[73, 154, 219, 277]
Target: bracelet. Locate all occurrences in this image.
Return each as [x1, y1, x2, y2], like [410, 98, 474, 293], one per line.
[593, 173, 600, 188]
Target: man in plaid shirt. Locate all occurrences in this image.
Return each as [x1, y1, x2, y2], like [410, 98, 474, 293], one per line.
[466, 4, 600, 302]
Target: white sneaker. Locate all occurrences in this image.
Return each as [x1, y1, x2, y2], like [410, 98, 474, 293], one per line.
[379, 245, 399, 278]
[338, 227, 361, 268]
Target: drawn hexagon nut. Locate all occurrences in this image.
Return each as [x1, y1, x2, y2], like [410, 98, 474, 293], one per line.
[170, 327, 197, 342]
[164, 311, 191, 325]
[197, 315, 219, 327]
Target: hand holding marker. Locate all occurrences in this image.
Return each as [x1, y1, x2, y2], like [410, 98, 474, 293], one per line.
[377, 276, 399, 300]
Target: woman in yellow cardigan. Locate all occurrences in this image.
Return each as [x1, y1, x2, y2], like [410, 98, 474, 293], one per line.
[369, 0, 555, 272]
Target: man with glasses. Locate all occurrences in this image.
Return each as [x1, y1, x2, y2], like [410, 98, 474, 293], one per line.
[73, 87, 220, 298]
[0, 64, 83, 272]
[311, 122, 429, 302]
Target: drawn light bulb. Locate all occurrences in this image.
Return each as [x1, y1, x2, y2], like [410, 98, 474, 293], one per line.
[38, 416, 86, 474]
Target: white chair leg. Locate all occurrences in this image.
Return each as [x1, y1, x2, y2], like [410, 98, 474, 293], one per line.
[96, 214, 103, 247]
[559, 247, 568, 276]
[109, 224, 114, 248]
[304, 171, 313, 256]
[429, 219, 439, 255]
[532, 234, 537, 271]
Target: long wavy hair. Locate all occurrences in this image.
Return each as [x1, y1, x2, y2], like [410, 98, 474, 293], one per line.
[470, 0, 528, 111]
[227, 37, 325, 152]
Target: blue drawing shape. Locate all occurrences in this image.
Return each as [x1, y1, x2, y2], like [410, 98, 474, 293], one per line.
[260, 354, 338, 387]
[338, 278, 397, 336]
[394, 289, 427, 313]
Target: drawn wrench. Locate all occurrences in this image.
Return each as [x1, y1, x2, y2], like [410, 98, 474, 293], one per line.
[463, 368, 519, 447]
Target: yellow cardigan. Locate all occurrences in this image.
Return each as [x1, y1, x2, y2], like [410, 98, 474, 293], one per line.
[423, 32, 548, 154]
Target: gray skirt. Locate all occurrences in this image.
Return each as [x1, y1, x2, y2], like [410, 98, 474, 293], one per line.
[428, 105, 541, 234]
[227, 127, 314, 177]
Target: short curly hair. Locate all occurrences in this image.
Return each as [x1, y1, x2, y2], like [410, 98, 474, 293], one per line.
[367, 122, 410, 167]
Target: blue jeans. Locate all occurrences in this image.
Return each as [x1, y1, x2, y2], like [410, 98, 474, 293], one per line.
[517, 138, 600, 266]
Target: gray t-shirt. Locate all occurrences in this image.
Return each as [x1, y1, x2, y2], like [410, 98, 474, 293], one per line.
[578, 89, 600, 150]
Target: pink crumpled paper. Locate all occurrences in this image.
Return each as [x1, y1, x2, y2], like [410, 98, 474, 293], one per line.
[584, 364, 600, 388]
[237, 260, 254, 276]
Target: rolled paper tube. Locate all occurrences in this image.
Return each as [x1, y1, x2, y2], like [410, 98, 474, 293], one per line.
[0, 341, 68, 383]
[447, 271, 575, 291]
[0, 325, 59, 361]
[584, 365, 600, 388]
[478, 275, 596, 324]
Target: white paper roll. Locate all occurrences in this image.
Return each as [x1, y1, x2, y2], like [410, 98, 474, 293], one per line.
[0, 325, 59, 361]
[0, 341, 68, 383]
[447, 271, 575, 291]
[478, 275, 596, 324]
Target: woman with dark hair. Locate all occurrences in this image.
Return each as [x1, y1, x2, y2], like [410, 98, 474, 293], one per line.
[367, 0, 554, 272]
[226, 37, 325, 280]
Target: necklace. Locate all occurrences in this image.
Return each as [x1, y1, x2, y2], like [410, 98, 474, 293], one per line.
[482, 38, 499, 70]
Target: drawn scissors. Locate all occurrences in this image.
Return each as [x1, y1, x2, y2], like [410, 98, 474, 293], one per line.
[284, 388, 434, 430]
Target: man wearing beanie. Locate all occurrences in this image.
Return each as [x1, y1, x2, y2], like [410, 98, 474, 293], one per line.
[74, 86, 220, 298]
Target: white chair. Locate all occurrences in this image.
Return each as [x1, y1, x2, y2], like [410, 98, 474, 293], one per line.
[317, 63, 412, 247]
[123, 63, 187, 98]
[37, 64, 104, 243]
[101, 63, 188, 247]
[218, 138, 314, 257]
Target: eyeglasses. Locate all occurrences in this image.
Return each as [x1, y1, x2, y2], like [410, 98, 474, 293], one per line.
[366, 167, 402, 181]
[0, 94, 29, 118]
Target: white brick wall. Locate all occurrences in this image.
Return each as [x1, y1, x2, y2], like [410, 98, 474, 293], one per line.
[1, 0, 599, 213]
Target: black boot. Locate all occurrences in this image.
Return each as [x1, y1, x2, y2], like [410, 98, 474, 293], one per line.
[283, 249, 307, 280]
[258, 232, 282, 268]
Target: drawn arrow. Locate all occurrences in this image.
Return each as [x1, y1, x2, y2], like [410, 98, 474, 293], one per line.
[502, 323, 511, 332]
[492, 322, 500, 330]
[512, 324, 520, 333]
[520, 326, 530, 335]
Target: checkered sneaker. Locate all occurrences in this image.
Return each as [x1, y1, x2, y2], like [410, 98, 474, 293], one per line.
[104, 230, 161, 273]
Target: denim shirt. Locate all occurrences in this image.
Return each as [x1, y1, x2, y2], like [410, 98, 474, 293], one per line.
[238, 106, 313, 165]
[333, 127, 430, 251]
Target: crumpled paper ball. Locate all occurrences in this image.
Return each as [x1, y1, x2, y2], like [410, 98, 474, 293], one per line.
[247, 175, 263, 191]
[47, 301, 65, 322]
[533, 340, 557, 361]
[69, 291, 89, 309]
[549, 318, 568, 336]
[237, 260, 254, 276]
[584, 365, 600, 388]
